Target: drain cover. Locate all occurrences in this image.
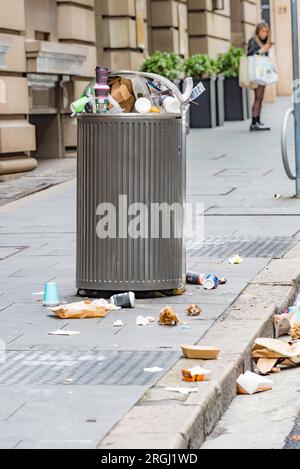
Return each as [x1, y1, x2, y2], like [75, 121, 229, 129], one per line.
[0, 351, 179, 386]
[187, 237, 295, 258]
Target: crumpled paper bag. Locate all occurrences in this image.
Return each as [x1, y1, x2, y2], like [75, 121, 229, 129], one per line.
[252, 338, 300, 374]
[108, 77, 135, 113]
[50, 299, 119, 319]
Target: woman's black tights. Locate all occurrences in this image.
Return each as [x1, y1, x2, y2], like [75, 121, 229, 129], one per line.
[252, 85, 266, 120]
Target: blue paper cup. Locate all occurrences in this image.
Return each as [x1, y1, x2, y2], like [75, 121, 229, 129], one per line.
[43, 283, 60, 307]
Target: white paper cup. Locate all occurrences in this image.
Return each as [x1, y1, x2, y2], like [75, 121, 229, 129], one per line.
[163, 97, 181, 114]
[135, 98, 152, 114]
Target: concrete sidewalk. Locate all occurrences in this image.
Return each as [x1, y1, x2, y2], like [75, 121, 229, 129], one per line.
[0, 97, 299, 449]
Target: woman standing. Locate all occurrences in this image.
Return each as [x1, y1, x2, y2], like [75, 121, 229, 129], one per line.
[248, 22, 273, 131]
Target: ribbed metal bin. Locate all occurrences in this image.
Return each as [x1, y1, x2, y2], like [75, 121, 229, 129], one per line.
[77, 113, 185, 292]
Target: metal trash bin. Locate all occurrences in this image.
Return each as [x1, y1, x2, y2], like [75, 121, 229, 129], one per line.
[77, 71, 192, 293]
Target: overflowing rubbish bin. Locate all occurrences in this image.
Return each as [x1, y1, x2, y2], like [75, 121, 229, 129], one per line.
[76, 70, 195, 293]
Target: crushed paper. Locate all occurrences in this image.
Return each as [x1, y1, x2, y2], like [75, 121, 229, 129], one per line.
[48, 330, 80, 336]
[252, 337, 300, 374]
[50, 299, 120, 319]
[185, 304, 202, 317]
[159, 306, 179, 326]
[114, 321, 124, 328]
[229, 254, 243, 265]
[136, 316, 155, 326]
[166, 387, 198, 395]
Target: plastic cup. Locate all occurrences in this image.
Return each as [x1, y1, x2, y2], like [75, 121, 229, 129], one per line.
[43, 283, 60, 307]
[163, 97, 180, 114]
[110, 292, 135, 309]
[70, 96, 90, 114]
[135, 98, 152, 114]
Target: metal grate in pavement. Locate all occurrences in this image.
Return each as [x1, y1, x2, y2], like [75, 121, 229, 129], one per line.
[187, 237, 296, 258]
[0, 351, 180, 386]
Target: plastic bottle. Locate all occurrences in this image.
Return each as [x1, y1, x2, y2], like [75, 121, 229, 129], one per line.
[94, 67, 110, 114]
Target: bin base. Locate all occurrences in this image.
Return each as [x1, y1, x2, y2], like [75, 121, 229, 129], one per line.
[77, 287, 186, 300]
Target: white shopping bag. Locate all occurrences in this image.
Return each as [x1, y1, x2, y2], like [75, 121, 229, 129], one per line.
[248, 55, 278, 86]
[239, 57, 258, 89]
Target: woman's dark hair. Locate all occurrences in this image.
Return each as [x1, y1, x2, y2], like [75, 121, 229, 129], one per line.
[255, 22, 270, 44]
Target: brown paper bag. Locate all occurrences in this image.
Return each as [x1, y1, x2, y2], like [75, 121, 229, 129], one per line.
[252, 338, 300, 374]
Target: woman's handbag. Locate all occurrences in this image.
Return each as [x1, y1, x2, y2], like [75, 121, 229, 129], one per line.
[248, 54, 278, 86]
[239, 56, 258, 89]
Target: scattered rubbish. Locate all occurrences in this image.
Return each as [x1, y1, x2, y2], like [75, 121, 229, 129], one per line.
[185, 304, 202, 317]
[181, 325, 191, 330]
[48, 330, 80, 337]
[203, 274, 219, 290]
[186, 272, 227, 289]
[229, 255, 243, 265]
[252, 338, 300, 375]
[181, 345, 220, 360]
[274, 312, 294, 338]
[144, 367, 164, 373]
[86, 418, 97, 423]
[237, 371, 273, 395]
[289, 435, 300, 442]
[182, 367, 211, 382]
[186, 272, 204, 285]
[114, 320, 124, 328]
[136, 316, 155, 326]
[159, 307, 179, 326]
[43, 283, 60, 307]
[50, 299, 119, 320]
[290, 323, 300, 340]
[110, 292, 135, 309]
[166, 387, 198, 395]
[32, 292, 44, 303]
[273, 194, 282, 199]
[219, 278, 227, 285]
[135, 97, 152, 113]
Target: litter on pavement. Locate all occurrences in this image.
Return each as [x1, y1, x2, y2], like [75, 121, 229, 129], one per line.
[181, 345, 220, 360]
[182, 366, 211, 382]
[113, 320, 124, 328]
[166, 387, 198, 395]
[48, 330, 80, 337]
[229, 254, 243, 265]
[50, 299, 120, 319]
[32, 292, 44, 303]
[144, 367, 164, 373]
[110, 292, 135, 309]
[159, 307, 179, 326]
[237, 371, 273, 395]
[185, 304, 202, 317]
[252, 338, 300, 375]
[136, 316, 155, 326]
[186, 272, 227, 290]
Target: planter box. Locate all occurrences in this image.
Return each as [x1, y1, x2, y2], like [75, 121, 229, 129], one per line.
[224, 76, 248, 121]
[190, 77, 217, 129]
[216, 75, 225, 127]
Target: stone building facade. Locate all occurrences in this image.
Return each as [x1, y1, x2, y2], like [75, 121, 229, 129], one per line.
[0, 0, 295, 177]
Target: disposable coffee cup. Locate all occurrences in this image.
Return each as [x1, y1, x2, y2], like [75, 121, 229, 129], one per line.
[135, 98, 152, 114]
[70, 96, 90, 114]
[203, 275, 219, 291]
[43, 283, 60, 307]
[110, 292, 135, 309]
[163, 97, 180, 114]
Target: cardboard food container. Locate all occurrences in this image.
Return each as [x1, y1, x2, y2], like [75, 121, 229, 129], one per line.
[237, 371, 273, 395]
[181, 345, 220, 360]
[182, 367, 211, 382]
